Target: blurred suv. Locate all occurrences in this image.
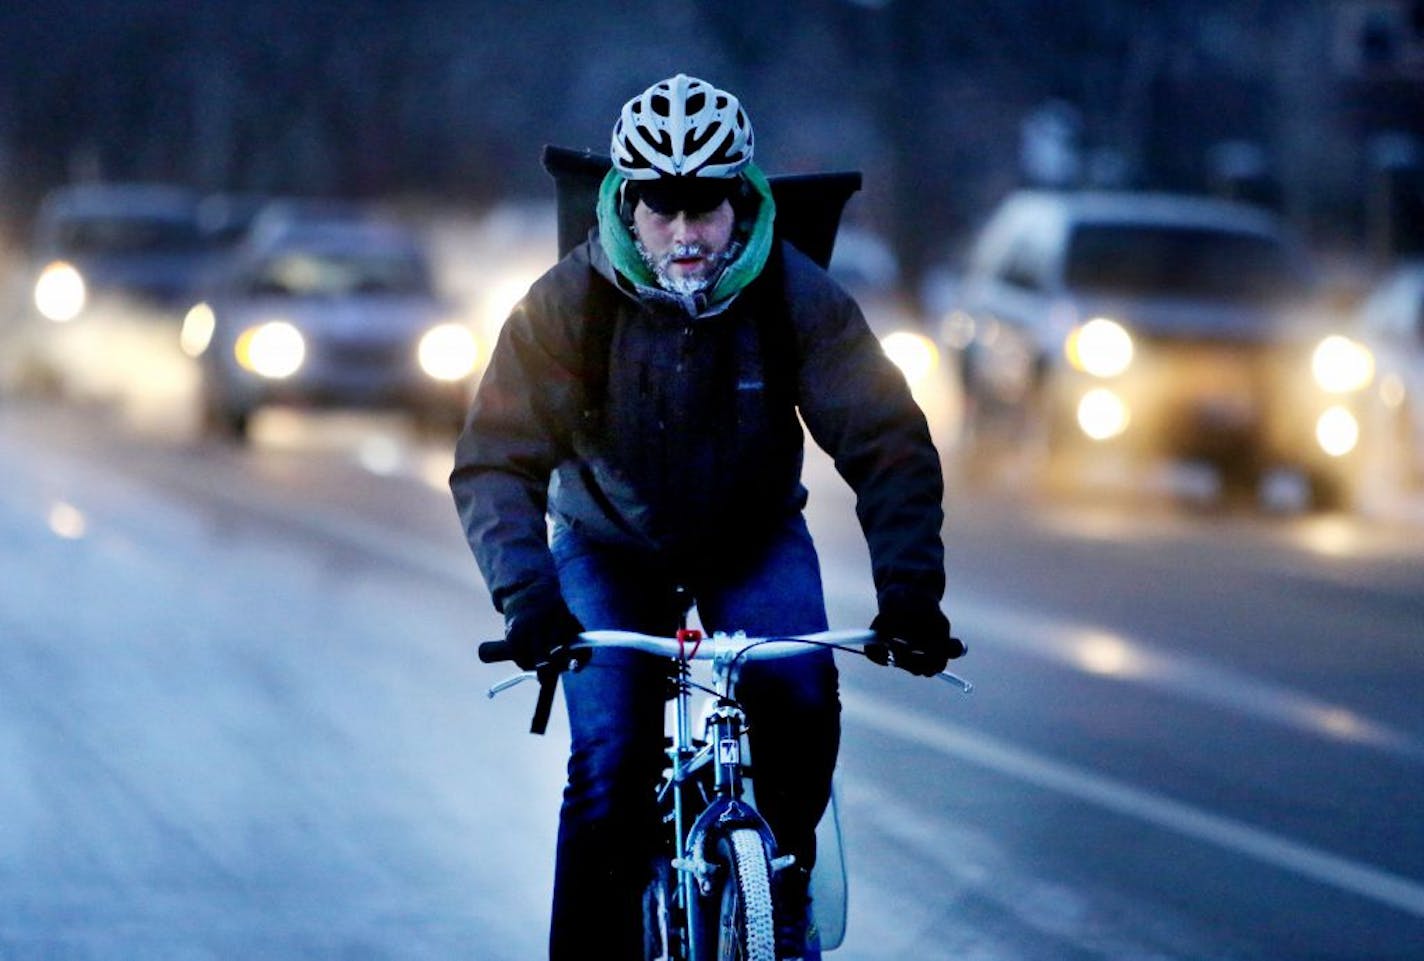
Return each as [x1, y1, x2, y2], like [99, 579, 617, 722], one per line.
[945, 190, 1374, 509]
[1354, 260, 1424, 489]
[180, 217, 480, 441]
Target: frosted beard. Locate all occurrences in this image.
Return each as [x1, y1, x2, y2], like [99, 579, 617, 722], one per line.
[636, 239, 742, 297]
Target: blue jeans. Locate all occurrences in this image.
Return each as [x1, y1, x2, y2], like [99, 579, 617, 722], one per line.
[547, 515, 839, 960]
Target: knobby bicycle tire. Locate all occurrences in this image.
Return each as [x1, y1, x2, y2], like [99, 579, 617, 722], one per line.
[643, 859, 681, 961]
[710, 828, 776, 961]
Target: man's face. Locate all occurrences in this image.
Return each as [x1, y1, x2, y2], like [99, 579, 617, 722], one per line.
[632, 198, 736, 295]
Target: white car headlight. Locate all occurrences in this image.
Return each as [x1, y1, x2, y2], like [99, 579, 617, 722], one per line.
[1315, 405, 1360, 457]
[1311, 335, 1374, 394]
[1065, 317, 1134, 378]
[1076, 387, 1130, 440]
[880, 331, 939, 387]
[418, 323, 480, 382]
[235, 321, 305, 379]
[34, 261, 87, 322]
[179, 302, 217, 357]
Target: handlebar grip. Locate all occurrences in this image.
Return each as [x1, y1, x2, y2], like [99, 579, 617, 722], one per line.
[478, 640, 513, 663]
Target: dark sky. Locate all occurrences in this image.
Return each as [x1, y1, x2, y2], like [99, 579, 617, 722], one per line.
[2, 1, 1420, 262]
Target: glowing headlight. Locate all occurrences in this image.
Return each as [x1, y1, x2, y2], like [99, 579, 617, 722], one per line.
[1065, 318, 1134, 378]
[179, 302, 216, 357]
[481, 275, 538, 340]
[34, 261, 87, 322]
[418, 323, 480, 382]
[1315, 405, 1359, 457]
[1311, 335, 1374, 394]
[880, 331, 939, 387]
[1076, 387, 1130, 441]
[235, 321, 305, 379]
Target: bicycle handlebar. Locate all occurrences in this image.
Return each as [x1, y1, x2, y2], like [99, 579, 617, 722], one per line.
[480, 629, 972, 692]
[586, 628, 877, 658]
[479, 629, 873, 664]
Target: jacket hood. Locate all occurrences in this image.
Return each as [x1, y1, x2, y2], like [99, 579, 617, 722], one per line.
[595, 163, 777, 316]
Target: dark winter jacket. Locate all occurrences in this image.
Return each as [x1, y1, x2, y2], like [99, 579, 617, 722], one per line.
[449, 232, 946, 622]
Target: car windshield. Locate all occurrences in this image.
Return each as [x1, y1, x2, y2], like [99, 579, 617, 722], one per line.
[1065, 223, 1305, 305]
[250, 251, 432, 297]
[55, 217, 205, 255]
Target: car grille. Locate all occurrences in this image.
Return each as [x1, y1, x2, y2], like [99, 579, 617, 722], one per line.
[1146, 342, 1266, 435]
[317, 340, 410, 369]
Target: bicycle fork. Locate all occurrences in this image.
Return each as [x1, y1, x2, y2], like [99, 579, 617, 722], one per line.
[668, 669, 786, 960]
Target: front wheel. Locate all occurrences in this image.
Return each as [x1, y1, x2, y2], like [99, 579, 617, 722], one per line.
[708, 828, 776, 961]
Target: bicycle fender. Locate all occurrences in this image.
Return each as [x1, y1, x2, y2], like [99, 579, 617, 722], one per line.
[810, 777, 849, 950]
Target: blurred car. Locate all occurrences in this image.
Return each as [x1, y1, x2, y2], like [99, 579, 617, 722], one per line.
[945, 189, 1374, 509]
[28, 182, 216, 322]
[12, 182, 225, 402]
[1354, 260, 1424, 488]
[180, 218, 481, 441]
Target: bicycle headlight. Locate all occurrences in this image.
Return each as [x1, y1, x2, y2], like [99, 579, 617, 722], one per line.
[1311, 335, 1374, 394]
[418, 323, 480, 382]
[34, 260, 87, 322]
[1065, 317, 1134, 378]
[235, 321, 305, 379]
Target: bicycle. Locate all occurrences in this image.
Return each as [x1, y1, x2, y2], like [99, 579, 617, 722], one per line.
[478, 627, 972, 961]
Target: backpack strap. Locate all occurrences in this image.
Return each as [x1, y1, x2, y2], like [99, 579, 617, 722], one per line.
[756, 245, 799, 406]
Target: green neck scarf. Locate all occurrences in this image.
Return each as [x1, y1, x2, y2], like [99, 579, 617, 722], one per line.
[596, 163, 777, 308]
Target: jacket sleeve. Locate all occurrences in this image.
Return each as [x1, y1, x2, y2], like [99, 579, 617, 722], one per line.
[786, 249, 947, 605]
[449, 264, 586, 618]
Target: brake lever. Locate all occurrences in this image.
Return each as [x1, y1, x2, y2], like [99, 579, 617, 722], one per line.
[937, 670, 974, 694]
[483, 647, 591, 701]
[487, 672, 537, 698]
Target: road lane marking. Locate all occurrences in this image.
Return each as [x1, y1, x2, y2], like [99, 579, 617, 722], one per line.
[948, 595, 1424, 764]
[816, 552, 1424, 766]
[843, 690, 1424, 919]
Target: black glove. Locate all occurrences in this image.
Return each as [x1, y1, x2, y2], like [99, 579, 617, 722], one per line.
[868, 587, 966, 677]
[504, 590, 583, 672]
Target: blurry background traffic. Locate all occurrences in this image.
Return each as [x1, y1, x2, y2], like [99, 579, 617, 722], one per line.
[3, 0, 1424, 511]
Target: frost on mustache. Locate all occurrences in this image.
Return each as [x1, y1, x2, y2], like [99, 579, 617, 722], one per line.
[636, 240, 739, 297]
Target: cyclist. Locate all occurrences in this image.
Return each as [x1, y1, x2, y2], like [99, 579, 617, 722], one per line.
[450, 73, 964, 960]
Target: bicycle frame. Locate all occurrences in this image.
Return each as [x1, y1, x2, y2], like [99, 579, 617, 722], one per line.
[485, 628, 972, 961]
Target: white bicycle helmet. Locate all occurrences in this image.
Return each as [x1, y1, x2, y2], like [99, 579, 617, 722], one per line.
[611, 74, 754, 180]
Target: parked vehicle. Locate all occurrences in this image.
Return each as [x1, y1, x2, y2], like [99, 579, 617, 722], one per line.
[1353, 260, 1424, 490]
[180, 217, 481, 441]
[944, 190, 1373, 509]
